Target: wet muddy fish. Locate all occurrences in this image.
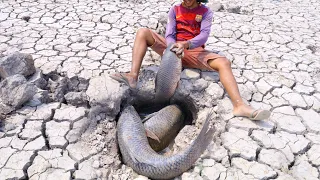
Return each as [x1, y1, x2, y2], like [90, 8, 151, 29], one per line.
[143, 104, 184, 152]
[155, 45, 182, 104]
[117, 106, 214, 179]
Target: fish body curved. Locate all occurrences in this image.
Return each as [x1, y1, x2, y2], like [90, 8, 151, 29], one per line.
[144, 104, 184, 152]
[117, 106, 214, 179]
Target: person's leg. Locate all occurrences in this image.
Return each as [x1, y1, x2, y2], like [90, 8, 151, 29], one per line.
[207, 58, 270, 119]
[111, 28, 155, 88]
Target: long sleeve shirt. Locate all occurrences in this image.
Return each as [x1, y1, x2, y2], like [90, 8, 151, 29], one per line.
[165, 3, 213, 49]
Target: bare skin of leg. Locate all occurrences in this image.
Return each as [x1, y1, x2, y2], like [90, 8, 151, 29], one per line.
[112, 28, 155, 88]
[112, 28, 265, 118]
[207, 58, 257, 118]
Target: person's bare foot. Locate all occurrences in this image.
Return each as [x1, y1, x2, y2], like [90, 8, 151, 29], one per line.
[233, 104, 271, 120]
[109, 72, 137, 89]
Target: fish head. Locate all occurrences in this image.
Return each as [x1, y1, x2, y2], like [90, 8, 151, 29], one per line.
[163, 45, 180, 61]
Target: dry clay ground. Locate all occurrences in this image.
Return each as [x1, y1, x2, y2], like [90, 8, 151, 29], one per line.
[0, 0, 320, 179]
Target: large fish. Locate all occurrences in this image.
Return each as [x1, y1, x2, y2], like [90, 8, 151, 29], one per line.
[143, 104, 184, 152]
[155, 45, 182, 104]
[117, 106, 214, 179]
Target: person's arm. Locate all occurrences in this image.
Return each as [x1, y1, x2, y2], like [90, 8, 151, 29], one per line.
[188, 9, 213, 49]
[165, 6, 176, 46]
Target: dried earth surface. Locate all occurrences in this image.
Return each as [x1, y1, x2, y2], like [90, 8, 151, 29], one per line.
[0, 0, 320, 179]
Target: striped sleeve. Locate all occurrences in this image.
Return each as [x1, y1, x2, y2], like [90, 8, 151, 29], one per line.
[165, 6, 176, 46]
[188, 8, 213, 49]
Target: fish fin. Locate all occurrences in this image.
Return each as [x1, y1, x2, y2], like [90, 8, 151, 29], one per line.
[142, 111, 158, 123]
[127, 149, 139, 163]
[197, 111, 215, 151]
[145, 128, 161, 143]
[186, 110, 215, 158]
[167, 140, 175, 152]
[128, 149, 152, 165]
[155, 71, 159, 90]
[174, 80, 180, 91]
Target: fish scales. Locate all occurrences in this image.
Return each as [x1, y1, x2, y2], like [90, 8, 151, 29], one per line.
[117, 106, 214, 179]
[155, 46, 182, 104]
[144, 105, 184, 152]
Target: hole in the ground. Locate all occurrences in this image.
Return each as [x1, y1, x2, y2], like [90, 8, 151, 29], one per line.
[133, 98, 195, 127]
[116, 94, 198, 154]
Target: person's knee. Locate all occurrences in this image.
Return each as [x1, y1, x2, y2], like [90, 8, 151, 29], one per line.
[136, 28, 154, 46]
[136, 28, 150, 39]
[218, 58, 231, 69]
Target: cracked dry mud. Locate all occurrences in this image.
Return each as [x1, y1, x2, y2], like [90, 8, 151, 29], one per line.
[0, 0, 320, 179]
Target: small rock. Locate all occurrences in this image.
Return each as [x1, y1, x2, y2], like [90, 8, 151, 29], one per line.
[68, 76, 90, 92]
[0, 74, 37, 115]
[22, 16, 30, 22]
[28, 68, 47, 89]
[227, 6, 241, 14]
[205, 83, 224, 99]
[202, 159, 215, 167]
[26, 89, 51, 107]
[0, 52, 36, 78]
[64, 91, 88, 106]
[181, 69, 200, 80]
[48, 76, 68, 102]
[92, 160, 100, 168]
[86, 73, 129, 116]
[201, 71, 220, 82]
[193, 78, 208, 91]
[206, 0, 223, 12]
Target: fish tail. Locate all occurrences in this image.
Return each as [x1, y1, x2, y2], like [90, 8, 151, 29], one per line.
[195, 111, 215, 148]
[157, 111, 215, 179]
[184, 111, 215, 162]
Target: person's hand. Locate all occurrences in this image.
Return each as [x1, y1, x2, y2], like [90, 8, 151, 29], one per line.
[170, 43, 185, 58]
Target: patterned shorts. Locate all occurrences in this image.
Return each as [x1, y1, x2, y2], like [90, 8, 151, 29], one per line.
[149, 30, 225, 71]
